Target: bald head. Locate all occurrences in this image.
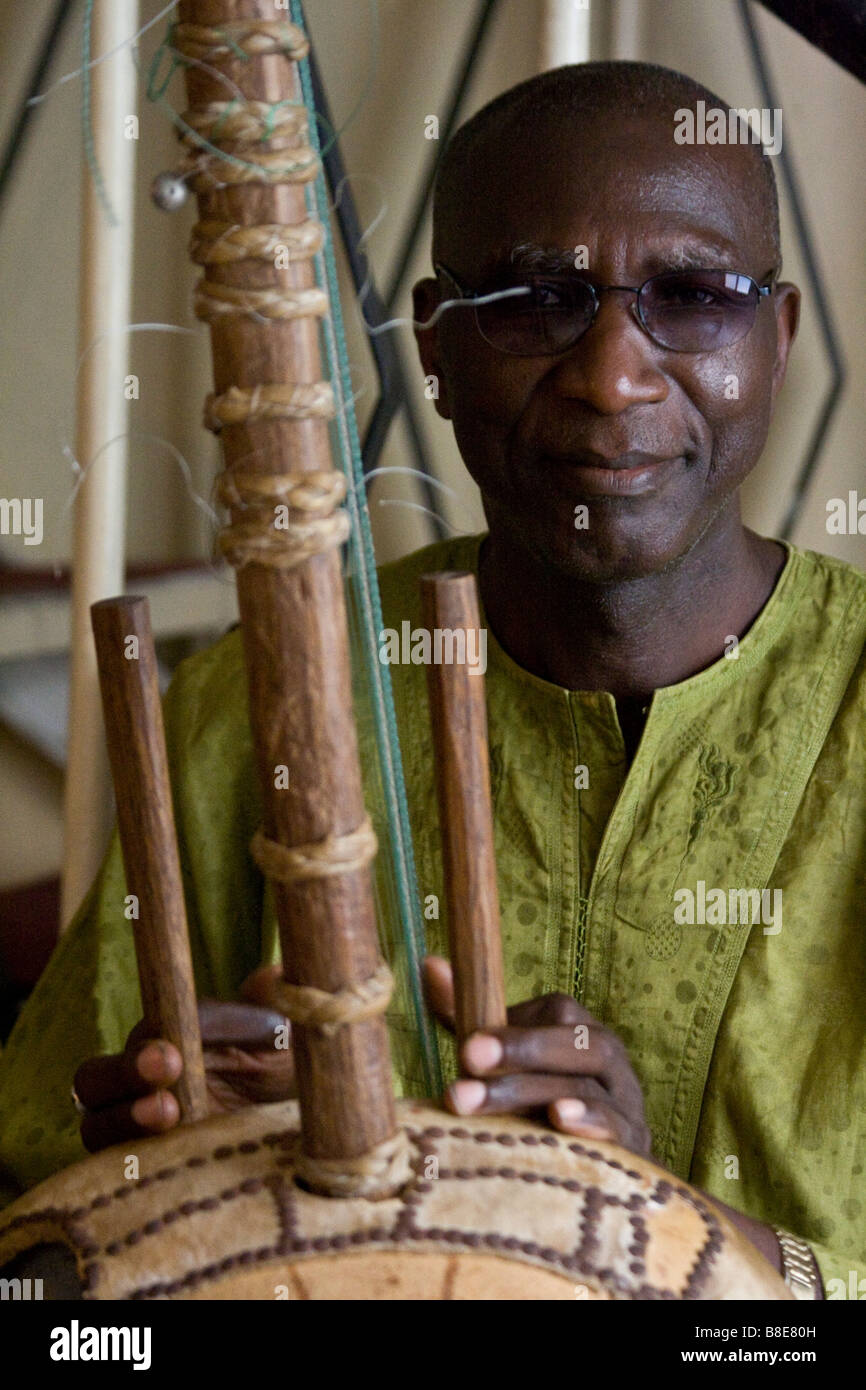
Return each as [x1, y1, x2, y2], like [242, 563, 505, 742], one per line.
[432, 61, 781, 272]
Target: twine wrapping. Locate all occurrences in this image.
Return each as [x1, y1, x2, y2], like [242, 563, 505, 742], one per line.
[218, 512, 349, 571]
[250, 817, 378, 885]
[181, 145, 319, 190]
[293, 1128, 413, 1199]
[180, 101, 307, 146]
[267, 960, 394, 1037]
[205, 383, 335, 431]
[190, 220, 324, 265]
[216, 469, 346, 512]
[166, 30, 319, 191]
[217, 467, 351, 571]
[171, 20, 310, 63]
[194, 281, 327, 323]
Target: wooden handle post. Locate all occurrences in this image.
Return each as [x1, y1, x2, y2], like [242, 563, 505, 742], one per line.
[421, 573, 507, 1046]
[177, 0, 397, 1178]
[91, 596, 209, 1124]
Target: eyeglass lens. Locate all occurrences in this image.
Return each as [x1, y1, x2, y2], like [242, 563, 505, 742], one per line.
[473, 270, 762, 354]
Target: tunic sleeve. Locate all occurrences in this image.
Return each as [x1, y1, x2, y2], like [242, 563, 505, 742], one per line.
[0, 628, 259, 1207]
[0, 829, 141, 1205]
[811, 1239, 866, 1301]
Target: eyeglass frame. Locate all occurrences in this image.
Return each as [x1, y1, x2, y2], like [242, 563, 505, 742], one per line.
[433, 261, 774, 356]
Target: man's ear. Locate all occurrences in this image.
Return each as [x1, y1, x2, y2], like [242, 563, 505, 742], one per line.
[412, 277, 453, 421]
[770, 282, 800, 406]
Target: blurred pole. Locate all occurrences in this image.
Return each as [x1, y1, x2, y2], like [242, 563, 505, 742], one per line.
[61, 1, 139, 929]
[610, 0, 644, 59]
[538, 0, 592, 70]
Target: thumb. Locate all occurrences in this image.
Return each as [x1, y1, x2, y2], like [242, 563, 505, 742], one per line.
[423, 955, 455, 1030]
[239, 963, 284, 1009]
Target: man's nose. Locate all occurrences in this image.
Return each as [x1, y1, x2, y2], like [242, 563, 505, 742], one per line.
[550, 293, 669, 413]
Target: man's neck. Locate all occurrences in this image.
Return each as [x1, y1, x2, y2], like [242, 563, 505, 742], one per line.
[477, 516, 786, 701]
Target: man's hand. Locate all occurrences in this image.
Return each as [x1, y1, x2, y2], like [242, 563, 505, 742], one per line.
[424, 957, 805, 1282]
[73, 965, 294, 1153]
[424, 955, 652, 1156]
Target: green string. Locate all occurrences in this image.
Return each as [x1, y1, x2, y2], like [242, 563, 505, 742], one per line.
[292, 0, 441, 1096]
[145, 25, 180, 101]
[81, 0, 118, 227]
[219, 30, 250, 62]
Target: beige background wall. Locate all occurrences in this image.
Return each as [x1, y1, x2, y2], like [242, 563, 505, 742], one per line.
[1, 0, 863, 888]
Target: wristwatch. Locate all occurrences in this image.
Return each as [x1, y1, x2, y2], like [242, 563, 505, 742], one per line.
[775, 1228, 820, 1300]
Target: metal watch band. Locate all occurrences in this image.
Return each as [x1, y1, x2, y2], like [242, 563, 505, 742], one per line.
[775, 1228, 819, 1300]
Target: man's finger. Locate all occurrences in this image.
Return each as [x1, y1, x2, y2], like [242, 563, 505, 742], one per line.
[239, 964, 284, 1007]
[461, 1023, 621, 1086]
[446, 1076, 634, 1149]
[444, 1069, 647, 1153]
[422, 956, 456, 1030]
[506, 993, 595, 1028]
[198, 999, 289, 1049]
[80, 1090, 180, 1154]
[205, 1046, 297, 1105]
[74, 1041, 182, 1111]
[547, 1096, 626, 1145]
[446, 1071, 612, 1121]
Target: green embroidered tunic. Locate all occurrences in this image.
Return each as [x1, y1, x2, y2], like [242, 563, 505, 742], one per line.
[1, 534, 864, 1298]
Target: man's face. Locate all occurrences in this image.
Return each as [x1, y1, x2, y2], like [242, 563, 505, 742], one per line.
[414, 113, 799, 583]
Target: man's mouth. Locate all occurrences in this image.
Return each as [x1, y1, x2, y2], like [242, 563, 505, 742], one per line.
[540, 449, 687, 497]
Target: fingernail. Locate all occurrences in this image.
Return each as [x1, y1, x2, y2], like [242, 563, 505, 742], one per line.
[139, 1041, 176, 1080]
[463, 1034, 503, 1073]
[131, 1095, 155, 1126]
[449, 1080, 486, 1115]
[138, 1043, 165, 1073]
[553, 1099, 586, 1123]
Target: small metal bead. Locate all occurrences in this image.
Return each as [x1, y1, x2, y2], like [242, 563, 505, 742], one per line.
[151, 172, 189, 212]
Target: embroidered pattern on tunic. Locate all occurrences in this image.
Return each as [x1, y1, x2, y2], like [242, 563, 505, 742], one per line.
[685, 743, 736, 854]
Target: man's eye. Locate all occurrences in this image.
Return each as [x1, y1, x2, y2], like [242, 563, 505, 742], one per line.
[657, 283, 726, 309]
[526, 281, 571, 310]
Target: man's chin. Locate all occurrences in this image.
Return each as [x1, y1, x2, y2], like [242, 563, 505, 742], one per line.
[527, 524, 689, 585]
[481, 489, 701, 584]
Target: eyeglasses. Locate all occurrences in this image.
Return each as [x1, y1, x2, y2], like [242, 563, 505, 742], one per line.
[434, 263, 772, 356]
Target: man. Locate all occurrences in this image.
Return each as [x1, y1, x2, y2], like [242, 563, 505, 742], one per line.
[0, 63, 863, 1300]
